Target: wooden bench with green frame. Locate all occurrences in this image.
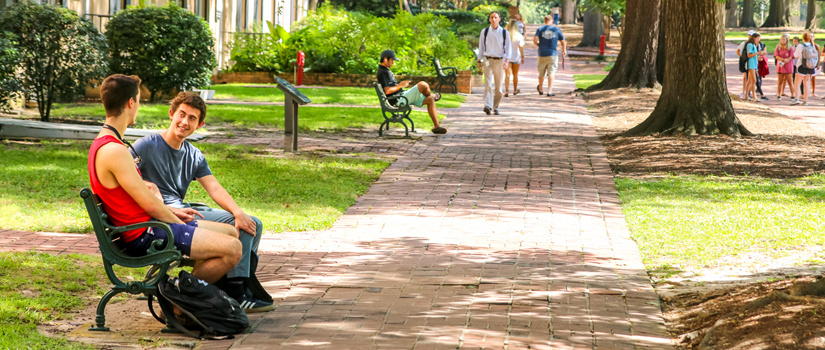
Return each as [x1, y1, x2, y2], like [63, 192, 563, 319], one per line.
[80, 188, 191, 332]
[373, 82, 416, 137]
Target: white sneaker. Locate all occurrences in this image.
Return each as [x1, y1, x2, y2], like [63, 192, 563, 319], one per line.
[791, 99, 801, 105]
[804, 102, 809, 106]
[739, 93, 746, 100]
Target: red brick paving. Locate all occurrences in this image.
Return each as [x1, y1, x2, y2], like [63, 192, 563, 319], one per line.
[0, 30, 672, 349]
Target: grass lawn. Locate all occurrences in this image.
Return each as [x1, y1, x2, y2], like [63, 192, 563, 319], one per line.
[617, 175, 825, 274]
[49, 103, 442, 132]
[210, 84, 466, 109]
[0, 251, 145, 349]
[726, 31, 785, 41]
[573, 74, 607, 90]
[0, 140, 389, 233]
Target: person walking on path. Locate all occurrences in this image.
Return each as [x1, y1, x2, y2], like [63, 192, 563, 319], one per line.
[504, 19, 525, 97]
[514, 13, 525, 35]
[792, 32, 818, 106]
[551, 5, 560, 25]
[745, 34, 760, 102]
[477, 11, 510, 115]
[736, 30, 755, 100]
[774, 33, 794, 100]
[533, 15, 566, 97]
[377, 50, 447, 134]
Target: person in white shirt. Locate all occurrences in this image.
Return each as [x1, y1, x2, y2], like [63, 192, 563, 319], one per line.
[791, 32, 818, 106]
[504, 19, 525, 97]
[477, 11, 511, 115]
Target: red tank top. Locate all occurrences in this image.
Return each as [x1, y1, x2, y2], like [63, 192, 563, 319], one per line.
[88, 135, 152, 242]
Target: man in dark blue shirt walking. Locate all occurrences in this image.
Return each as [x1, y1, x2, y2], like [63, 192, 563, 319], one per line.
[533, 15, 567, 97]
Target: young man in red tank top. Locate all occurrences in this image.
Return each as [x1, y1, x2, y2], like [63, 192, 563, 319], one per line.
[88, 74, 242, 284]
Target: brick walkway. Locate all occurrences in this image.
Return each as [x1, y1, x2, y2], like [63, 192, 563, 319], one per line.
[0, 32, 671, 350]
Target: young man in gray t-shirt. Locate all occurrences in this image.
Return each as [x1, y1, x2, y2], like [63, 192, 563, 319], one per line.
[131, 92, 273, 313]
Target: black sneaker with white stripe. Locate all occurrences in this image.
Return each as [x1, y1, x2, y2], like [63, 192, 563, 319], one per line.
[236, 292, 274, 313]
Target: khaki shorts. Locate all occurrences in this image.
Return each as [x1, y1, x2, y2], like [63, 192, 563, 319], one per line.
[537, 55, 559, 77]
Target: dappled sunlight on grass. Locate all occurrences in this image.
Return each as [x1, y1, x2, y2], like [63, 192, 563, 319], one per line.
[617, 175, 825, 271]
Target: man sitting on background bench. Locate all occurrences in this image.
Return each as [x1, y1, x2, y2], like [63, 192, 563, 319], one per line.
[377, 49, 447, 135]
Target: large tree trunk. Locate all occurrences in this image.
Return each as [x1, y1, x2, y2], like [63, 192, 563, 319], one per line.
[807, 0, 818, 29]
[577, 8, 604, 47]
[562, 0, 575, 24]
[763, 0, 791, 27]
[725, 0, 738, 28]
[588, 0, 660, 91]
[657, 0, 667, 84]
[740, 0, 757, 27]
[625, 0, 752, 137]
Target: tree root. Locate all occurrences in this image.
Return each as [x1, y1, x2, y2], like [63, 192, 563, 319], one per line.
[698, 278, 825, 349]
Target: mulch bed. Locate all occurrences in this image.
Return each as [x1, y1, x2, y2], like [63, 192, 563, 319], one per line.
[584, 87, 825, 349]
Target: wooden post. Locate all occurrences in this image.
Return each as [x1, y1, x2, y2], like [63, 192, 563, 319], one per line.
[275, 77, 311, 152]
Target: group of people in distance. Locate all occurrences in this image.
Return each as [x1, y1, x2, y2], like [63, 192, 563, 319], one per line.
[376, 11, 566, 135]
[477, 12, 566, 115]
[88, 75, 274, 314]
[737, 30, 823, 106]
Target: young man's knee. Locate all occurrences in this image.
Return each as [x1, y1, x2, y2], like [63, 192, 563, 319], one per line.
[417, 82, 430, 91]
[225, 239, 243, 266]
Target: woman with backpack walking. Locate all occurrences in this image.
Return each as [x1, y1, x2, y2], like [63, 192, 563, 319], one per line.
[504, 19, 525, 97]
[744, 34, 760, 102]
[792, 32, 818, 106]
[774, 34, 794, 100]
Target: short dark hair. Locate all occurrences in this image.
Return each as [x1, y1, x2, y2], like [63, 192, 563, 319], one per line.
[170, 91, 207, 123]
[100, 74, 141, 117]
[488, 11, 500, 20]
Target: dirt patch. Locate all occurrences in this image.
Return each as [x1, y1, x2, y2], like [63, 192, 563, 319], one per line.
[585, 88, 825, 178]
[584, 87, 825, 349]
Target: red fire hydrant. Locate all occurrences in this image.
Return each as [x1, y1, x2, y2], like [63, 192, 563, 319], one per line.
[599, 35, 605, 56]
[296, 51, 305, 86]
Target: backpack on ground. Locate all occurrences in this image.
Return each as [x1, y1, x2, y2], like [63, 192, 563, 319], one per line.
[802, 43, 819, 69]
[150, 270, 249, 339]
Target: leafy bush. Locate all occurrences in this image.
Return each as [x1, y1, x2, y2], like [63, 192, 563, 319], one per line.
[430, 9, 487, 24]
[471, 3, 509, 23]
[0, 1, 108, 121]
[328, 0, 398, 17]
[0, 36, 23, 113]
[106, 4, 216, 101]
[520, 0, 557, 23]
[228, 6, 476, 76]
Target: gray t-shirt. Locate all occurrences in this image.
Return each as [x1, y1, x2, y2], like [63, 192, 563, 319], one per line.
[131, 133, 212, 208]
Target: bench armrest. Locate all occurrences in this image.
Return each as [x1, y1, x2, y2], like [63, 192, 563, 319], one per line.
[384, 95, 410, 109]
[440, 66, 458, 74]
[111, 221, 177, 254]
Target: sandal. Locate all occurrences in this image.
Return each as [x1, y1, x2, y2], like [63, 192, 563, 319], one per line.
[432, 92, 442, 102]
[536, 85, 544, 96]
[504, 93, 509, 97]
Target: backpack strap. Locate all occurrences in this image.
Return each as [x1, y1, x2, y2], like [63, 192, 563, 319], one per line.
[148, 294, 205, 339]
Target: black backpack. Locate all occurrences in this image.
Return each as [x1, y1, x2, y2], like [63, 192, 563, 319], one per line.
[150, 270, 249, 339]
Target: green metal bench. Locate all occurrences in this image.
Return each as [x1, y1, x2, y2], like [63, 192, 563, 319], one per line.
[374, 82, 415, 137]
[80, 188, 187, 332]
[432, 58, 458, 93]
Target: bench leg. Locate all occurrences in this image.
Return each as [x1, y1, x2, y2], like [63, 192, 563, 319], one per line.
[89, 288, 120, 331]
[379, 120, 389, 136]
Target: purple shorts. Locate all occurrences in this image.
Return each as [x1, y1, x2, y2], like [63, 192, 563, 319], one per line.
[119, 221, 198, 257]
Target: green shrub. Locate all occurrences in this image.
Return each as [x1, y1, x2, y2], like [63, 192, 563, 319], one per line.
[430, 9, 487, 25]
[106, 4, 216, 101]
[0, 36, 22, 113]
[228, 6, 475, 76]
[520, 0, 557, 23]
[328, 0, 398, 17]
[227, 24, 281, 72]
[0, 1, 108, 121]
